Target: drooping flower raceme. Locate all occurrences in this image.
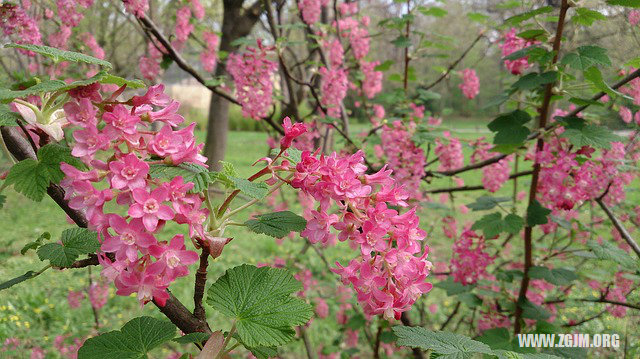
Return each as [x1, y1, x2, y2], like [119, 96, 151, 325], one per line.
[459, 68, 479, 99]
[61, 84, 206, 306]
[226, 41, 278, 120]
[450, 229, 493, 285]
[500, 28, 537, 75]
[201, 31, 219, 73]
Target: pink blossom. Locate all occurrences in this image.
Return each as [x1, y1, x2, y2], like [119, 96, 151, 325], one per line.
[102, 216, 156, 261]
[57, 0, 83, 27]
[108, 153, 149, 190]
[149, 234, 199, 280]
[319, 66, 348, 118]
[500, 28, 537, 75]
[315, 298, 329, 318]
[629, 10, 640, 26]
[459, 68, 480, 99]
[450, 229, 494, 285]
[434, 133, 464, 171]
[115, 265, 169, 306]
[298, 0, 328, 25]
[361, 61, 383, 99]
[103, 104, 141, 138]
[123, 0, 148, 17]
[280, 116, 308, 150]
[63, 98, 97, 127]
[129, 187, 174, 231]
[620, 106, 633, 123]
[189, 0, 205, 19]
[131, 84, 171, 107]
[175, 7, 193, 43]
[71, 126, 111, 160]
[80, 33, 105, 59]
[88, 283, 109, 309]
[67, 290, 85, 309]
[201, 32, 219, 73]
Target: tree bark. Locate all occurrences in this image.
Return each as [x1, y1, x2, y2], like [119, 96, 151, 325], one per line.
[204, 0, 263, 170]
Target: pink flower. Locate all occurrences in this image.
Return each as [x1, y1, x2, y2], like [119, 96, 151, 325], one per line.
[298, 0, 329, 25]
[500, 28, 537, 75]
[72, 126, 112, 160]
[81, 33, 105, 59]
[115, 265, 169, 306]
[315, 298, 329, 318]
[102, 216, 156, 262]
[149, 234, 199, 280]
[450, 229, 494, 285]
[108, 153, 149, 190]
[175, 7, 193, 43]
[148, 125, 183, 156]
[88, 283, 109, 309]
[361, 61, 383, 99]
[280, 117, 308, 150]
[128, 187, 174, 231]
[131, 84, 171, 107]
[63, 98, 97, 127]
[123, 0, 148, 17]
[459, 68, 480, 99]
[201, 32, 219, 73]
[319, 66, 348, 118]
[67, 290, 85, 309]
[629, 10, 640, 26]
[103, 104, 141, 137]
[620, 106, 633, 123]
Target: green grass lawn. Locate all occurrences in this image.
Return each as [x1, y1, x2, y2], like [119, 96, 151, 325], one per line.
[0, 122, 636, 358]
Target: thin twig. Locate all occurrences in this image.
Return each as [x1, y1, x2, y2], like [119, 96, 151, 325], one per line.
[423, 32, 485, 91]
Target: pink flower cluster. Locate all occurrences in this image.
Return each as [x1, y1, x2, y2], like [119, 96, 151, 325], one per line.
[434, 132, 464, 171]
[61, 84, 208, 306]
[139, 42, 166, 81]
[298, 0, 329, 25]
[500, 28, 537, 75]
[0, 3, 42, 49]
[318, 66, 348, 118]
[290, 150, 433, 320]
[450, 229, 493, 285]
[80, 33, 105, 60]
[471, 139, 513, 193]
[200, 31, 219, 73]
[375, 120, 425, 199]
[57, 0, 89, 27]
[227, 41, 278, 120]
[174, 6, 194, 44]
[361, 61, 383, 99]
[336, 16, 370, 60]
[459, 68, 479, 99]
[629, 10, 640, 26]
[123, 0, 148, 17]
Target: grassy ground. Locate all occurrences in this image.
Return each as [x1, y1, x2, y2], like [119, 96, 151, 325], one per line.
[0, 119, 636, 358]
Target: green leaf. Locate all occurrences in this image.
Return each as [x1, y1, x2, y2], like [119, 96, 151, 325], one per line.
[0, 270, 39, 291]
[511, 72, 557, 91]
[607, 0, 640, 7]
[518, 298, 551, 320]
[528, 266, 577, 286]
[206, 264, 313, 347]
[434, 277, 474, 295]
[504, 6, 553, 26]
[517, 29, 547, 41]
[78, 316, 176, 359]
[418, 6, 448, 17]
[172, 332, 210, 344]
[476, 328, 512, 350]
[5, 159, 50, 201]
[391, 36, 412, 48]
[502, 45, 548, 62]
[472, 212, 523, 238]
[5, 43, 112, 68]
[228, 176, 269, 200]
[37, 228, 99, 267]
[374, 60, 394, 72]
[466, 196, 511, 211]
[99, 74, 146, 89]
[586, 239, 636, 269]
[467, 12, 489, 23]
[487, 110, 532, 146]
[21, 232, 50, 255]
[526, 200, 551, 226]
[148, 163, 214, 193]
[572, 8, 606, 26]
[0, 80, 68, 102]
[0, 104, 20, 126]
[583, 66, 626, 98]
[558, 117, 622, 149]
[561, 46, 611, 70]
[0, 194, 5, 209]
[393, 326, 494, 357]
[245, 211, 307, 238]
[37, 143, 85, 183]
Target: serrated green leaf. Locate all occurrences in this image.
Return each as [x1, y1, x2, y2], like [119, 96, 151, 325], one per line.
[572, 8, 606, 26]
[38, 143, 85, 183]
[206, 264, 313, 347]
[476, 328, 512, 350]
[228, 176, 268, 200]
[0, 80, 68, 102]
[172, 332, 210, 344]
[21, 232, 50, 255]
[374, 60, 394, 72]
[529, 266, 577, 286]
[37, 228, 99, 267]
[561, 46, 611, 70]
[517, 29, 547, 41]
[559, 121, 622, 150]
[586, 239, 636, 269]
[245, 211, 307, 238]
[504, 6, 553, 26]
[5, 159, 49, 201]
[99, 74, 146, 89]
[78, 316, 176, 359]
[526, 200, 551, 226]
[391, 36, 412, 48]
[583, 66, 626, 98]
[393, 326, 494, 357]
[502, 45, 548, 62]
[148, 163, 214, 193]
[504, 214, 525, 234]
[5, 43, 112, 68]
[511, 72, 557, 91]
[518, 298, 551, 320]
[488, 110, 532, 146]
[472, 212, 523, 238]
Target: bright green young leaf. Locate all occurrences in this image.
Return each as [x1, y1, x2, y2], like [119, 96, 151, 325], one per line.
[502, 46, 550, 64]
[78, 316, 176, 359]
[572, 8, 606, 26]
[517, 29, 547, 41]
[206, 264, 313, 347]
[37, 228, 99, 267]
[511, 72, 557, 91]
[37, 143, 85, 183]
[528, 266, 577, 286]
[228, 176, 269, 200]
[561, 46, 611, 70]
[0, 80, 68, 103]
[5, 43, 112, 68]
[21, 232, 51, 255]
[148, 163, 214, 193]
[526, 200, 551, 226]
[488, 110, 532, 146]
[434, 277, 475, 296]
[374, 60, 394, 72]
[467, 196, 511, 211]
[245, 211, 307, 238]
[99, 74, 146, 89]
[418, 6, 447, 17]
[467, 12, 489, 23]
[392, 326, 494, 357]
[583, 66, 625, 98]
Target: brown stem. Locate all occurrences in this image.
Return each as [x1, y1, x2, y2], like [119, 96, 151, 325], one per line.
[88, 267, 100, 329]
[193, 249, 210, 321]
[595, 198, 640, 259]
[299, 326, 316, 359]
[440, 302, 461, 331]
[403, 0, 411, 93]
[373, 323, 383, 359]
[426, 170, 532, 194]
[514, 0, 569, 334]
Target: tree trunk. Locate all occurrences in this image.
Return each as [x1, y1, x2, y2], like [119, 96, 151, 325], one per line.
[203, 0, 263, 171]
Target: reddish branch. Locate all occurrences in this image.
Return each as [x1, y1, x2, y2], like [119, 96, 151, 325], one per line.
[426, 170, 532, 194]
[514, 0, 569, 334]
[0, 126, 211, 335]
[423, 32, 486, 91]
[193, 249, 210, 321]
